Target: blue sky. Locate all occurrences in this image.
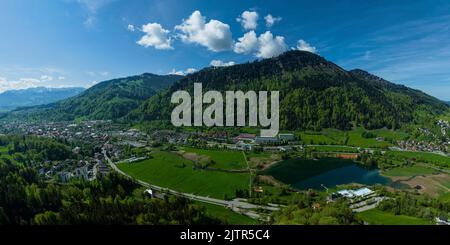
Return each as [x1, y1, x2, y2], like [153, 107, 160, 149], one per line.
[1, 0, 450, 100]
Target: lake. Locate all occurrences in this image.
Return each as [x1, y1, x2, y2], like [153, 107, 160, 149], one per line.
[263, 157, 390, 190]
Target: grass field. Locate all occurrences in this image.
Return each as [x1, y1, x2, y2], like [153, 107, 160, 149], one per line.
[357, 209, 432, 225]
[438, 192, 450, 202]
[195, 201, 258, 225]
[383, 165, 437, 177]
[118, 151, 250, 199]
[182, 147, 247, 170]
[384, 151, 450, 167]
[347, 128, 393, 148]
[297, 128, 407, 148]
[297, 129, 343, 145]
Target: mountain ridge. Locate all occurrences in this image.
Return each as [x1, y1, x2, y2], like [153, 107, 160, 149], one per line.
[3, 73, 182, 121]
[128, 50, 448, 130]
[2, 51, 447, 130]
[0, 86, 85, 112]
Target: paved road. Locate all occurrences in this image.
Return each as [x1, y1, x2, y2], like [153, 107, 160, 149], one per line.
[102, 149, 280, 215]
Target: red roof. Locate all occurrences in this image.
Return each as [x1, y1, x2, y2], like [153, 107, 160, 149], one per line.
[236, 133, 256, 139]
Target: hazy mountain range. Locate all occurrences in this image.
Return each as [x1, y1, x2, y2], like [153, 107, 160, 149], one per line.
[0, 87, 85, 112]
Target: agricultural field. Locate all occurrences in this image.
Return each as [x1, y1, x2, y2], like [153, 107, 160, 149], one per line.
[297, 129, 346, 145]
[180, 147, 247, 170]
[384, 151, 450, 167]
[297, 128, 407, 148]
[245, 152, 280, 169]
[347, 128, 392, 148]
[117, 151, 250, 199]
[383, 165, 438, 177]
[357, 209, 432, 225]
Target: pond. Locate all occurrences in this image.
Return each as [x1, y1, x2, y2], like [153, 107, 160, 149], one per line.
[263, 157, 390, 190]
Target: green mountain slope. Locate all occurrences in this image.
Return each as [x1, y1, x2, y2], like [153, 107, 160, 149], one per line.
[3, 73, 182, 121]
[128, 51, 448, 130]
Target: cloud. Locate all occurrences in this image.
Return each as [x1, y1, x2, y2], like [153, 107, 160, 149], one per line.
[257, 31, 288, 58]
[296, 39, 317, 53]
[264, 14, 282, 28]
[169, 68, 197, 76]
[175, 10, 233, 52]
[137, 23, 173, 50]
[234, 31, 259, 54]
[127, 24, 135, 32]
[210, 60, 236, 67]
[76, 0, 115, 13]
[58, 76, 66, 80]
[75, 0, 116, 27]
[234, 31, 288, 58]
[40, 75, 53, 82]
[0, 77, 44, 93]
[237, 11, 259, 30]
[83, 16, 96, 28]
[86, 71, 110, 77]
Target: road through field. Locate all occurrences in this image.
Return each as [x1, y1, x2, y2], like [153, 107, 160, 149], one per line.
[102, 148, 280, 219]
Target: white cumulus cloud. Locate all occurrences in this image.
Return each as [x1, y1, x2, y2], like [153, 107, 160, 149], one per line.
[296, 39, 317, 53]
[169, 68, 197, 76]
[233, 31, 259, 54]
[210, 60, 236, 67]
[175, 10, 233, 52]
[237, 11, 259, 30]
[257, 31, 288, 58]
[264, 14, 282, 28]
[137, 23, 173, 50]
[234, 31, 288, 58]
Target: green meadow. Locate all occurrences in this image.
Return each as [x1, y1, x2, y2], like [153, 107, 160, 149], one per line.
[357, 209, 431, 225]
[384, 151, 450, 167]
[383, 165, 437, 177]
[297, 128, 407, 148]
[118, 151, 250, 199]
[182, 147, 247, 170]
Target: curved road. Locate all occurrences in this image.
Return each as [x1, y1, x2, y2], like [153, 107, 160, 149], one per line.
[102, 149, 280, 218]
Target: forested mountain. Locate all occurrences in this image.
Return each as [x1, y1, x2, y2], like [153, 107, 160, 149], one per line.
[3, 73, 182, 121]
[128, 50, 448, 130]
[0, 87, 84, 112]
[2, 51, 447, 130]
